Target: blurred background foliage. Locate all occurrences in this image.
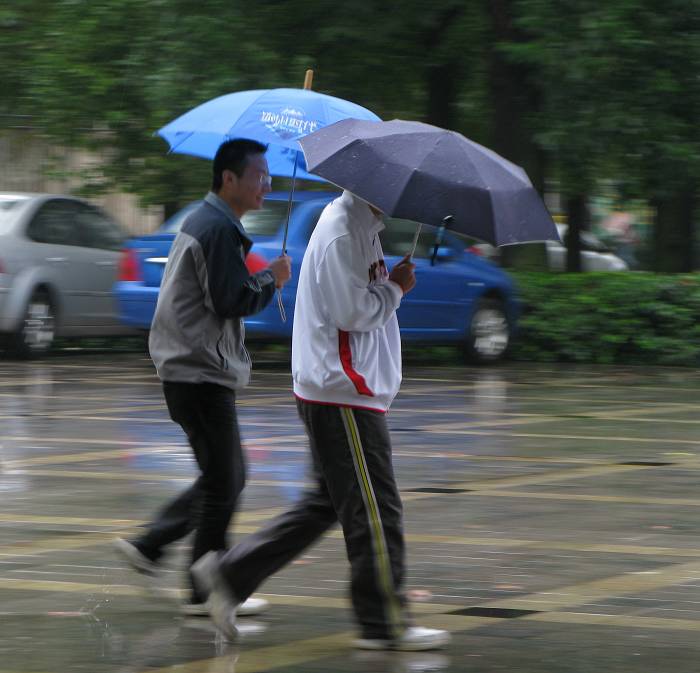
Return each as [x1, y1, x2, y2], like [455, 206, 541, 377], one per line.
[511, 272, 700, 365]
[1, 0, 699, 270]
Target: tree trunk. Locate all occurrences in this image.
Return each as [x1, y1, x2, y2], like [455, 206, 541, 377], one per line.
[565, 194, 587, 273]
[424, 62, 459, 129]
[652, 188, 696, 272]
[486, 0, 548, 270]
[422, 6, 464, 130]
[485, 0, 544, 182]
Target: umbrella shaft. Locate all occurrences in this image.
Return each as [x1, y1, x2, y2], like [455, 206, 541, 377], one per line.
[282, 154, 300, 254]
[409, 223, 422, 260]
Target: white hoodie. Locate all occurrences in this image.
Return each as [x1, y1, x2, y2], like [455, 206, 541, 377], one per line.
[292, 191, 404, 412]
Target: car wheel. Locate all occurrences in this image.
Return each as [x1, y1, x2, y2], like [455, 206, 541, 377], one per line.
[464, 298, 510, 364]
[10, 289, 56, 359]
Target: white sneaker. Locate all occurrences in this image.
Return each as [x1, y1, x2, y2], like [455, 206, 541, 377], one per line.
[191, 551, 238, 641]
[237, 596, 269, 616]
[113, 538, 159, 575]
[354, 626, 450, 651]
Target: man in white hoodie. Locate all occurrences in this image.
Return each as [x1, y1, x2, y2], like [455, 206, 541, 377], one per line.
[193, 191, 449, 651]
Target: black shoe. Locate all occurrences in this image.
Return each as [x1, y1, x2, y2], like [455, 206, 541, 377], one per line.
[114, 538, 158, 575]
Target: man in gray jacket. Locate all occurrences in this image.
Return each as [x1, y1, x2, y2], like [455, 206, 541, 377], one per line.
[115, 138, 291, 615]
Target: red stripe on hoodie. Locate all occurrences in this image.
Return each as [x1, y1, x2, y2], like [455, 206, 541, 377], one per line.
[338, 330, 375, 397]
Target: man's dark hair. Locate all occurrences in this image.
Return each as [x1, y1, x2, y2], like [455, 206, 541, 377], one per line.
[212, 138, 267, 191]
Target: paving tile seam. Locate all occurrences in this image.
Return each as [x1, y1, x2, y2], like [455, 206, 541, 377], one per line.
[7, 448, 691, 469]
[3, 435, 177, 447]
[51, 404, 168, 416]
[3, 469, 313, 486]
[398, 390, 700, 406]
[470, 489, 700, 507]
[2, 443, 635, 467]
[0, 392, 159, 402]
[3, 447, 178, 469]
[500, 380, 700, 395]
[395, 401, 700, 415]
[0, 507, 284, 529]
[12, 462, 700, 511]
[3, 524, 700, 562]
[4, 576, 700, 634]
[4, 413, 700, 437]
[6, 457, 660, 490]
[426, 429, 700, 445]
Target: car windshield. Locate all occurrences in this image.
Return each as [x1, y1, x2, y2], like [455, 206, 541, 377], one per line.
[558, 225, 612, 253]
[161, 202, 201, 232]
[241, 201, 288, 236]
[0, 196, 30, 234]
[162, 200, 288, 237]
[381, 217, 461, 258]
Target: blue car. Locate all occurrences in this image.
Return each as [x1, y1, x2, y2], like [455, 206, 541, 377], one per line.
[114, 191, 519, 362]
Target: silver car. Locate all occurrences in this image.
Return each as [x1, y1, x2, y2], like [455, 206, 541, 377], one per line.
[469, 224, 628, 272]
[546, 224, 628, 272]
[0, 193, 131, 357]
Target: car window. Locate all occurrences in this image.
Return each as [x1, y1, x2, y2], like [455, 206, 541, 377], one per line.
[241, 201, 289, 236]
[302, 206, 327, 240]
[162, 201, 202, 232]
[0, 196, 29, 234]
[580, 230, 612, 253]
[163, 200, 290, 237]
[26, 199, 79, 246]
[73, 202, 125, 250]
[559, 225, 613, 253]
[380, 218, 458, 259]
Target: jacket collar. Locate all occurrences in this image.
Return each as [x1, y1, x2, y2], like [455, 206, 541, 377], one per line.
[338, 191, 385, 235]
[204, 191, 248, 232]
[203, 191, 253, 253]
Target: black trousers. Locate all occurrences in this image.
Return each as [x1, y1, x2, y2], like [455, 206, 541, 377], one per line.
[219, 399, 409, 640]
[135, 381, 246, 602]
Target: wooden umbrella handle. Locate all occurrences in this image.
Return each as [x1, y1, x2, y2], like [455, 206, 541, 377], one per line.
[304, 69, 314, 90]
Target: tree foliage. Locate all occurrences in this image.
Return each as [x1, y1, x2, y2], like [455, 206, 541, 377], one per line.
[1, 0, 699, 269]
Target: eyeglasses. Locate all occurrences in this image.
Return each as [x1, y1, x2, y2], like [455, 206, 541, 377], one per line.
[225, 168, 272, 187]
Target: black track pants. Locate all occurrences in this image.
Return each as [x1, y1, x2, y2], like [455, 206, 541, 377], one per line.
[220, 399, 409, 639]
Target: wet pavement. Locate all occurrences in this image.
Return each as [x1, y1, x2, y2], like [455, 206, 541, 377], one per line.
[1, 353, 700, 672]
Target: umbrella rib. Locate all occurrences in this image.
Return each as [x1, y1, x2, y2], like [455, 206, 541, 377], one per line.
[453, 133, 496, 240]
[166, 130, 196, 154]
[441, 131, 487, 189]
[391, 133, 457, 223]
[366, 131, 442, 216]
[388, 165, 422, 216]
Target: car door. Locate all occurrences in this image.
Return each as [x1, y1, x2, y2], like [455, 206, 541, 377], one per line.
[380, 218, 473, 341]
[25, 198, 98, 330]
[70, 201, 126, 327]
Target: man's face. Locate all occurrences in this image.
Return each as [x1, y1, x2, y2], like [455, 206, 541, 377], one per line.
[227, 153, 272, 216]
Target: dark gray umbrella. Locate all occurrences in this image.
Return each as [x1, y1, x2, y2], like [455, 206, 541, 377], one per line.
[298, 118, 559, 247]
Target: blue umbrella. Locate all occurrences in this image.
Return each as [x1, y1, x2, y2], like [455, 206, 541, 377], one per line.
[158, 85, 381, 321]
[299, 118, 560, 251]
[157, 88, 381, 182]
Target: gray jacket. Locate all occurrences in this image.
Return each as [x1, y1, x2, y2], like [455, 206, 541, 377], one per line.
[149, 192, 276, 390]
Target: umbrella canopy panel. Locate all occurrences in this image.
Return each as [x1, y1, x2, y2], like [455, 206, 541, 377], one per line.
[157, 88, 381, 181]
[300, 118, 559, 246]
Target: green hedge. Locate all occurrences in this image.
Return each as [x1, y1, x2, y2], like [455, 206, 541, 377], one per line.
[509, 272, 700, 366]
